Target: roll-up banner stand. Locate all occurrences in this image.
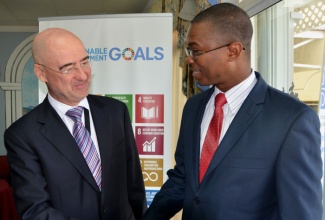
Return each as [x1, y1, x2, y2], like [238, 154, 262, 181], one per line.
[39, 13, 173, 206]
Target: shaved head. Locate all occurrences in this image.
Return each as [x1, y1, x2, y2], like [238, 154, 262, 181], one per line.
[32, 28, 91, 106]
[32, 28, 84, 65]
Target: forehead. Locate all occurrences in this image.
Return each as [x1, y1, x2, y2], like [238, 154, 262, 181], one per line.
[186, 22, 215, 47]
[49, 39, 87, 61]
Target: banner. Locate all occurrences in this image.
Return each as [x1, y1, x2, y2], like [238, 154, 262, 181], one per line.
[39, 13, 173, 206]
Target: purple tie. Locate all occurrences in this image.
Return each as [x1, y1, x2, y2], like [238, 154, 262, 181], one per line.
[66, 106, 102, 190]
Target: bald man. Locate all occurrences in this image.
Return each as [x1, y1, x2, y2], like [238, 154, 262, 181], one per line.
[4, 28, 147, 220]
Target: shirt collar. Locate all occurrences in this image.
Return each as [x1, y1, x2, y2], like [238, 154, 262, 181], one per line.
[47, 94, 89, 119]
[213, 69, 256, 113]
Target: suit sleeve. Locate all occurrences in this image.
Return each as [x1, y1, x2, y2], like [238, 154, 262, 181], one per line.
[123, 104, 148, 219]
[4, 128, 77, 220]
[276, 108, 323, 219]
[142, 102, 192, 220]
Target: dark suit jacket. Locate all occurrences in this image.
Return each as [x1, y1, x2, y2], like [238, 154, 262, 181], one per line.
[143, 72, 323, 220]
[4, 95, 147, 220]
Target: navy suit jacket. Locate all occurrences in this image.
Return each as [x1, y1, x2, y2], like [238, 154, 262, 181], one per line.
[143, 72, 323, 220]
[4, 95, 147, 220]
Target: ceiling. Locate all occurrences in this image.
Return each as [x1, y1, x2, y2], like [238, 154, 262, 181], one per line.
[0, 0, 152, 29]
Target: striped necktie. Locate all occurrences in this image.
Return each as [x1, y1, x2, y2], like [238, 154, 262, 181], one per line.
[66, 106, 102, 190]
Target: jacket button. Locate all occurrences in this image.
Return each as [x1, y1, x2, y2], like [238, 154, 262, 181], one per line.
[101, 208, 106, 213]
[194, 197, 200, 204]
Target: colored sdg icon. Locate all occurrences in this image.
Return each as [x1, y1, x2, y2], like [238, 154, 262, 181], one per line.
[136, 126, 164, 155]
[135, 94, 164, 123]
[140, 158, 163, 187]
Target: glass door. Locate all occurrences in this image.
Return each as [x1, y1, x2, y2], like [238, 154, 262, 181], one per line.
[252, 0, 325, 111]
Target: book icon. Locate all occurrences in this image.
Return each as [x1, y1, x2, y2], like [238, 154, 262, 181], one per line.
[135, 94, 164, 123]
[141, 106, 158, 119]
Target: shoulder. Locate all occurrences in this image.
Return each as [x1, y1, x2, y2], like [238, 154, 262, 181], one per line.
[7, 103, 43, 129]
[254, 72, 314, 115]
[266, 86, 313, 112]
[252, 85, 319, 128]
[4, 105, 46, 143]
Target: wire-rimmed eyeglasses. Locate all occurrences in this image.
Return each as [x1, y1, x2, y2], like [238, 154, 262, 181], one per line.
[35, 56, 92, 75]
[185, 43, 245, 61]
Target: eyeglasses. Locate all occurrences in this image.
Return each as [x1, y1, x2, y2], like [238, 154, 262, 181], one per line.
[36, 57, 91, 75]
[185, 43, 230, 61]
[185, 43, 245, 61]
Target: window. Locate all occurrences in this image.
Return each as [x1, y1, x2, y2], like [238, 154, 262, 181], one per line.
[252, 0, 324, 112]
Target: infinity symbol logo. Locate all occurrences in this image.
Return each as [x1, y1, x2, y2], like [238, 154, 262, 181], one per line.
[143, 172, 158, 182]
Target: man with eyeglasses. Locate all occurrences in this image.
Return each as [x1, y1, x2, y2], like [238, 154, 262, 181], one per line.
[143, 3, 322, 220]
[4, 28, 147, 220]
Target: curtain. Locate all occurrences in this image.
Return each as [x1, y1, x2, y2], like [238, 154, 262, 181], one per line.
[147, 0, 212, 98]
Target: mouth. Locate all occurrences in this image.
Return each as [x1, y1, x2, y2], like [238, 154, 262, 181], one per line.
[74, 82, 89, 91]
[191, 69, 202, 79]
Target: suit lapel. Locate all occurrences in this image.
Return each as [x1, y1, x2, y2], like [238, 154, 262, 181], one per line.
[203, 72, 268, 182]
[87, 96, 113, 192]
[37, 97, 99, 191]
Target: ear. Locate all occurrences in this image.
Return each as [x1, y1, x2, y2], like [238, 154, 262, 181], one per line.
[34, 64, 48, 83]
[228, 42, 245, 60]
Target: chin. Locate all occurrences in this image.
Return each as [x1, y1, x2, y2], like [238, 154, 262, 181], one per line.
[197, 81, 210, 86]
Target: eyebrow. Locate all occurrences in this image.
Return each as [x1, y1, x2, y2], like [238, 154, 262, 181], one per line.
[186, 42, 199, 49]
[58, 56, 89, 71]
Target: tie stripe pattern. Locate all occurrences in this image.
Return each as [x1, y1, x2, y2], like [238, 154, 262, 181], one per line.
[200, 93, 227, 183]
[66, 106, 102, 190]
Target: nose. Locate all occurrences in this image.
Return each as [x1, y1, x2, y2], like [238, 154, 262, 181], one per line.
[185, 55, 194, 64]
[74, 65, 89, 80]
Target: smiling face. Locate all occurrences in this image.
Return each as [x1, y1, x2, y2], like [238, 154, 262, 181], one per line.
[185, 22, 250, 92]
[33, 28, 91, 106]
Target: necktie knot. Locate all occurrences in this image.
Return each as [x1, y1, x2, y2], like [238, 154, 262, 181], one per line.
[66, 106, 84, 123]
[215, 93, 227, 108]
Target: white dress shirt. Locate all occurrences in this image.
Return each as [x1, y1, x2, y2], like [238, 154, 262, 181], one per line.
[200, 70, 257, 156]
[47, 94, 101, 160]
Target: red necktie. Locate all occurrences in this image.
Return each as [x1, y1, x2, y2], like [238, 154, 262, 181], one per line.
[199, 93, 227, 183]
